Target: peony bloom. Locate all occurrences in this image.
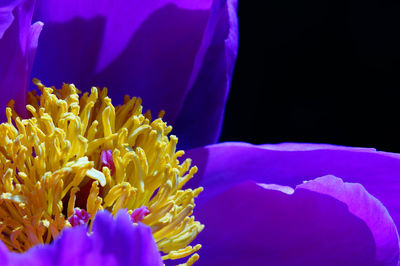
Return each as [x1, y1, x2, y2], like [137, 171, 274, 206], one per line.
[1, 1, 400, 266]
[1, 0, 238, 265]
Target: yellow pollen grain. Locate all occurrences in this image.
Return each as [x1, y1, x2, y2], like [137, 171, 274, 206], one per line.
[0, 79, 204, 265]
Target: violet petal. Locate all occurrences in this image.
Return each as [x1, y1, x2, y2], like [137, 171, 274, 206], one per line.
[0, 0, 42, 121]
[174, 0, 239, 149]
[91, 210, 163, 266]
[3, 210, 161, 266]
[298, 175, 399, 265]
[0, 0, 22, 38]
[195, 177, 398, 265]
[0, 241, 10, 265]
[185, 142, 400, 231]
[32, 0, 238, 148]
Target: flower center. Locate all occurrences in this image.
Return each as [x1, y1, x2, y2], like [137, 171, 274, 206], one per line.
[0, 80, 203, 264]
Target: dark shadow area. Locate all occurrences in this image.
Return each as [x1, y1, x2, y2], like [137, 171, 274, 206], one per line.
[220, 0, 400, 153]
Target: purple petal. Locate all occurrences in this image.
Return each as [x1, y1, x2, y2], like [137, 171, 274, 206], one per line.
[3, 210, 162, 266]
[32, 0, 238, 148]
[33, 0, 212, 72]
[195, 177, 398, 265]
[259, 142, 378, 152]
[0, 241, 10, 265]
[8, 226, 95, 266]
[174, 0, 239, 149]
[91, 210, 163, 266]
[0, 0, 42, 122]
[185, 142, 400, 231]
[0, 0, 22, 38]
[298, 175, 399, 265]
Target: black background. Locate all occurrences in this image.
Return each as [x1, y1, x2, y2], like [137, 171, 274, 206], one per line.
[219, 0, 400, 152]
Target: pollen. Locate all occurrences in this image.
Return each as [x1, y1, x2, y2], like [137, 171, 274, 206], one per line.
[0, 79, 204, 264]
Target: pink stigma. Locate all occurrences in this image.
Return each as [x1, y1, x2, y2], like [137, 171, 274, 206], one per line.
[68, 208, 90, 226]
[130, 206, 150, 223]
[101, 150, 115, 175]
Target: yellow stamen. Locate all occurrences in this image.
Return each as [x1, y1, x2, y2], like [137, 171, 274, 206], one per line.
[0, 79, 204, 264]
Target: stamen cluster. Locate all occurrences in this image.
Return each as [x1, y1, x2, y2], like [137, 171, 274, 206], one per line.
[0, 80, 203, 265]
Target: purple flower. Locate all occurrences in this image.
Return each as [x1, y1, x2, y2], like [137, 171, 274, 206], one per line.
[1, 1, 400, 266]
[0, 1, 238, 264]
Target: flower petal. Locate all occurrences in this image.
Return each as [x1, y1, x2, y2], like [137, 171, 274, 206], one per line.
[185, 142, 400, 231]
[0, 241, 10, 265]
[0, 0, 42, 121]
[174, 0, 239, 149]
[3, 210, 162, 266]
[0, 0, 22, 38]
[33, 0, 212, 73]
[8, 226, 97, 266]
[195, 177, 398, 265]
[91, 210, 163, 266]
[298, 175, 399, 265]
[32, 0, 238, 149]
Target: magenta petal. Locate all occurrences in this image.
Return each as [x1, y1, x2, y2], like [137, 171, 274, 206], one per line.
[195, 177, 398, 265]
[0, 0, 42, 121]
